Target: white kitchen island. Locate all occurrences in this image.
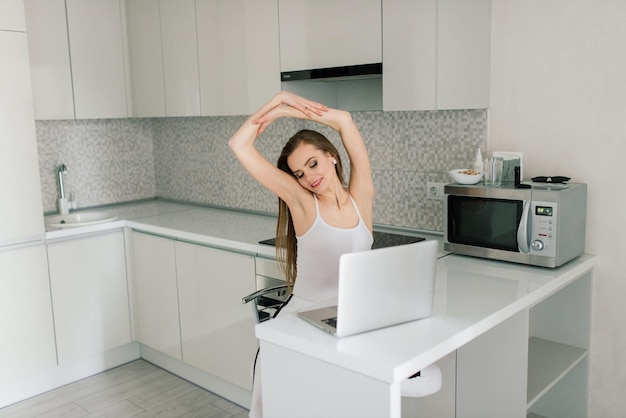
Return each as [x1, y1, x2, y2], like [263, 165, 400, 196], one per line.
[256, 254, 594, 418]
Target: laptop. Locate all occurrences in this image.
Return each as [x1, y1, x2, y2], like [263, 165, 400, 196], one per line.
[297, 240, 438, 337]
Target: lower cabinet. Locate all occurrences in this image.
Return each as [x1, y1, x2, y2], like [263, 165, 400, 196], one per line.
[47, 230, 132, 365]
[129, 230, 258, 393]
[0, 244, 56, 390]
[176, 241, 257, 391]
[129, 231, 182, 359]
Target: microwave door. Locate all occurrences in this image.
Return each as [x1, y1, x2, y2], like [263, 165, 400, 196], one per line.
[517, 200, 531, 253]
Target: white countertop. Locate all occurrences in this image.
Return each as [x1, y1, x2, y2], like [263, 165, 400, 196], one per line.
[44, 200, 280, 257]
[44, 200, 444, 259]
[255, 253, 595, 384]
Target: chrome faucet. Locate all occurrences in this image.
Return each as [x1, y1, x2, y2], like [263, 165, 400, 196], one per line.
[57, 164, 75, 214]
[58, 164, 67, 199]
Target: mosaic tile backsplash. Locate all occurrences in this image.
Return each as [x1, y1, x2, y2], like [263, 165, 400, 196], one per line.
[36, 109, 487, 232]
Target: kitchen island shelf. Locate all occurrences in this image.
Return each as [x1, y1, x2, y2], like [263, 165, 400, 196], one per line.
[527, 337, 587, 407]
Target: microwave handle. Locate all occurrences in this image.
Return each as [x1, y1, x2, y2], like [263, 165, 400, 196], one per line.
[517, 200, 531, 253]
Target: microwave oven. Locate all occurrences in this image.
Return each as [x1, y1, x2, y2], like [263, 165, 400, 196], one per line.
[443, 182, 587, 267]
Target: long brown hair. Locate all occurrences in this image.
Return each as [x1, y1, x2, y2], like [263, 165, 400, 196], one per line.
[275, 130, 345, 290]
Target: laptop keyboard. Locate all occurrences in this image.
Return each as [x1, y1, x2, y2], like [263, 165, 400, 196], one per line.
[322, 317, 338, 328]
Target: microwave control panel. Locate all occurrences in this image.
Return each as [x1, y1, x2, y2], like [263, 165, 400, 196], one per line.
[530, 201, 557, 257]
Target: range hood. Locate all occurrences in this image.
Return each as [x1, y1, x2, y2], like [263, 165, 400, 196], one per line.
[281, 63, 382, 82]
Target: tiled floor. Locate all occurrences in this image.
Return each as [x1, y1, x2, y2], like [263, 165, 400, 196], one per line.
[0, 360, 249, 418]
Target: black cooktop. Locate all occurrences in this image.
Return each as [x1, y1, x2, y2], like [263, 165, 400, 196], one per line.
[258, 231, 424, 249]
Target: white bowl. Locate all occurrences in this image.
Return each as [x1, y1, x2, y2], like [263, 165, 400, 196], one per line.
[448, 169, 483, 185]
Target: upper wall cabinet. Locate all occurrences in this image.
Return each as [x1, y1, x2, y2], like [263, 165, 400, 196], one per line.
[159, 0, 201, 116]
[278, 0, 382, 72]
[126, 0, 280, 117]
[24, 0, 129, 120]
[24, 0, 75, 120]
[383, 0, 491, 111]
[66, 0, 128, 119]
[126, 0, 202, 117]
[278, 0, 382, 111]
[124, 0, 166, 117]
[196, 0, 281, 116]
[0, 0, 26, 31]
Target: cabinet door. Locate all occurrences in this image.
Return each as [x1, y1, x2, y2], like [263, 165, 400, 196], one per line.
[66, 0, 128, 119]
[196, 0, 280, 116]
[23, 0, 75, 120]
[437, 0, 491, 110]
[159, 0, 201, 116]
[176, 241, 257, 391]
[0, 0, 26, 31]
[383, 0, 491, 111]
[129, 231, 182, 359]
[0, 31, 45, 244]
[47, 231, 131, 365]
[278, 0, 381, 71]
[383, 0, 437, 111]
[0, 245, 56, 387]
[125, 0, 166, 117]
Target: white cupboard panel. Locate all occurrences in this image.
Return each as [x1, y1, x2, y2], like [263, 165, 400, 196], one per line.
[437, 0, 491, 109]
[125, 0, 166, 117]
[278, 0, 381, 71]
[129, 231, 182, 359]
[0, 0, 26, 31]
[23, 0, 75, 120]
[0, 31, 44, 244]
[176, 241, 257, 390]
[0, 245, 56, 385]
[66, 0, 128, 119]
[47, 231, 132, 365]
[197, 0, 280, 116]
[382, 0, 437, 111]
[159, 0, 201, 116]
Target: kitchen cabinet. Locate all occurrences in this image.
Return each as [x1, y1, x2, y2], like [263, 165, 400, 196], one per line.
[125, 0, 201, 117]
[0, 245, 56, 395]
[47, 230, 132, 365]
[65, 0, 129, 119]
[383, 0, 491, 110]
[525, 274, 591, 417]
[24, 0, 129, 120]
[278, 0, 382, 111]
[125, 0, 166, 117]
[176, 241, 257, 391]
[128, 231, 182, 359]
[1, 0, 26, 31]
[0, 25, 45, 244]
[278, 0, 381, 72]
[159, 0, 201, 116]
[23, 0, 74, 120]
[126, 0, 279, 117]
[196, 0, 281, 116]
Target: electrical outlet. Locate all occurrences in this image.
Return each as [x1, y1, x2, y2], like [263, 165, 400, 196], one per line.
[426, 182, 446, 200]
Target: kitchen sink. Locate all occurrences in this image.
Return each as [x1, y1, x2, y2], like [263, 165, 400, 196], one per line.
[45, 211, 119, 230]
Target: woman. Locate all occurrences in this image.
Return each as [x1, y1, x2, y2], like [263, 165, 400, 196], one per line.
[228, 91, 375, 417]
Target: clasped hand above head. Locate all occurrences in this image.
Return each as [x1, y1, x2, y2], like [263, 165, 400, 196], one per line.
[253, 91, 328, 136]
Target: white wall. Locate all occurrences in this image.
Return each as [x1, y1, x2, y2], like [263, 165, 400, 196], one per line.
[489, 1, 626, 415]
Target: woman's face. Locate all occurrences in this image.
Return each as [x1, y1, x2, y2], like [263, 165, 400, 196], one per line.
[287, 143, 336, 193]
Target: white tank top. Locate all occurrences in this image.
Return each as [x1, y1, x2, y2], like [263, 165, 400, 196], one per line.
[293, 194, 373, 302]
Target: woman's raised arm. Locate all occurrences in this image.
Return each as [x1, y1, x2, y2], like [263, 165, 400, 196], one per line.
[227, 92, 327, 203]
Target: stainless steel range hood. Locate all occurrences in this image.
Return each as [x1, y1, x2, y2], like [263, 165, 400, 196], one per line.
[281, 63, 382, 82]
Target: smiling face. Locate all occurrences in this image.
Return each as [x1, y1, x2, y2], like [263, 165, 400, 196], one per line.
[277, 129, 344, 194]
[287, 143, 336, 193]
